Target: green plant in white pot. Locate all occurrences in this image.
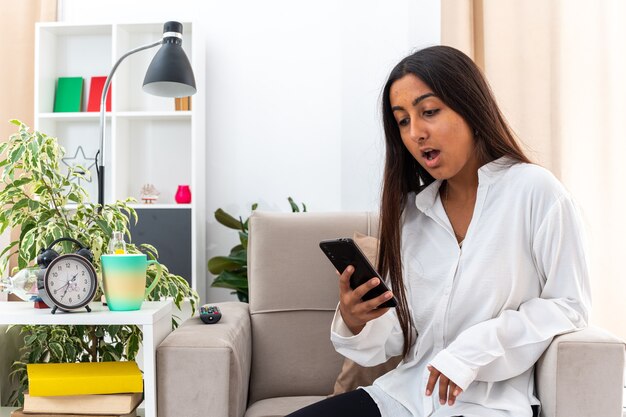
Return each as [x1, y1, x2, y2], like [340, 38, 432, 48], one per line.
[0, 121, 198, 406]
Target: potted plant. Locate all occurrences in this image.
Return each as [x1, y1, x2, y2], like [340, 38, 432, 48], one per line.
[0, 121, 198, 405]
[208, 198, 306, 302]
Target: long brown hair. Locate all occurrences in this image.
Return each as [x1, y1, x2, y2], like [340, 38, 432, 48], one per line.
[378, 45, 531, 358]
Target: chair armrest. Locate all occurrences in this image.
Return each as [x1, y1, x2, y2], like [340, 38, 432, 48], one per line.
[535, 326, 625, 417]
[157, 302, 251, 417]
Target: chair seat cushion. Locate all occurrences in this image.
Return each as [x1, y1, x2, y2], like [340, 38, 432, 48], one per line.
[245, 396, 327, 417]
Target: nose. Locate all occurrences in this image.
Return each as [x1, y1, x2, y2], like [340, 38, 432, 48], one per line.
[408, 118, 427, 143]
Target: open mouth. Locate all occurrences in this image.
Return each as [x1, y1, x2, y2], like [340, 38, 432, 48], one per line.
[422, 149, 440, 161]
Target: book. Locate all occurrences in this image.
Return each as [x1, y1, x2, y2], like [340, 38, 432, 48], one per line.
[53, 77, 83, 112]
[87, 76, 112, 112]
[11, 407, 137, 417]
[27, 361, 143, 397]
[174, 96, 191, 111]
[22, 391, 142, 415]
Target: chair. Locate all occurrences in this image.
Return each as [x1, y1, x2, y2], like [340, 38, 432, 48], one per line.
[156, 211, 625, 417]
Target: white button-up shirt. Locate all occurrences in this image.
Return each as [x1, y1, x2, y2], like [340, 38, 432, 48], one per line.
[331, 158, 591, 417]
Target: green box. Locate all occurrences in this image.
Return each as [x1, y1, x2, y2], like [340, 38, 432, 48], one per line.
[53, 77, 83, 112]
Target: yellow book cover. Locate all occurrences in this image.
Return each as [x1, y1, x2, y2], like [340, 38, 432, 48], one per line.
[27, 362, 143, 397]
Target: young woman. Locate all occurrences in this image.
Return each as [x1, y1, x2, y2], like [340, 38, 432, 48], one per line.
[287, 45, 591, 417]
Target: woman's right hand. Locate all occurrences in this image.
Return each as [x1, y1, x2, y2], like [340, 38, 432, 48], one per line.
[338, 265, 395, 335]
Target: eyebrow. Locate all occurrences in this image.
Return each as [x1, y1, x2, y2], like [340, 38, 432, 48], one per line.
[391, 93, 436, 112]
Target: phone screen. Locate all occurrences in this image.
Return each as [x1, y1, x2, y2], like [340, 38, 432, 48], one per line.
[319, 238, 397, 308]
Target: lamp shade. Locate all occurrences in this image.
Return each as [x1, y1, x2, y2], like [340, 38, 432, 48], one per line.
[142, 21, 197, 97]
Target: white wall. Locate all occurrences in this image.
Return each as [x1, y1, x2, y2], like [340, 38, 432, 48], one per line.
[58, 0, 441, 302]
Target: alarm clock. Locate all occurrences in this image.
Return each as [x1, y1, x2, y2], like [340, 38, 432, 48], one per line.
[36, 237, 98, 314]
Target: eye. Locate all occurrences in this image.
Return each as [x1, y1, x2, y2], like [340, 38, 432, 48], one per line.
[423, 109, 440, 117]
[397, 117, 409, 127]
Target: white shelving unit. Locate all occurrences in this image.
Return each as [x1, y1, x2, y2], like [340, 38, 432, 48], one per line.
[34, 22, 206, 300]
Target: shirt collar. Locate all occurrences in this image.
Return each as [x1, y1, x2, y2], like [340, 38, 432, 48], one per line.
[414, 156, 516, 212]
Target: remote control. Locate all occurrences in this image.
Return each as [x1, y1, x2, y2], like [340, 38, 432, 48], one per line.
[200, 304, 222, 324]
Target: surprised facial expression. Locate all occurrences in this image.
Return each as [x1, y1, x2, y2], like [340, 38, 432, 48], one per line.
[390, 74, 478, 181]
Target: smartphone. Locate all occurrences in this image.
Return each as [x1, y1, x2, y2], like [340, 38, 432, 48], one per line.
[319, 238, 398, 308]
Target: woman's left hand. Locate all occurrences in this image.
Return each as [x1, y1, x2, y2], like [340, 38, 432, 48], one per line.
[425, 365, 463, 406]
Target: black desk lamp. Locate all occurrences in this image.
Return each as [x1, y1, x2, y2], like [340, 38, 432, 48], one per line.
[96, 21, 196, 207]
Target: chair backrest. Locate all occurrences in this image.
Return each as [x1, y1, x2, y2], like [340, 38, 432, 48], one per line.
[247, 211, 379, 404]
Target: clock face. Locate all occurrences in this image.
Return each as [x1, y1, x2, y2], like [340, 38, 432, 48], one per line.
[44, 254, 97, 311]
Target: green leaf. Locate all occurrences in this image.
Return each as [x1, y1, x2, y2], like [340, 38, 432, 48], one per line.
[0, 240, 19, 259]
[239, 231, 248, 249]
[214, 208, 242, 230]
[95, 326, 105, 338]
[107, 325, 121, 338]
[207, 255, 246, 274]
[49, 342, 64, 361]
[235, 291, 249, 303]
[67, 192, 80, 203]
[126, 332, 141, 360]
[211, 270, 248, 291]
[30, 345, 44, 363]
[8, 146, 26, 164]
[95, 219, 112, 237]
[12, 198, 30, 212]
[229, 245, 245, 255]
[64, 342, 76, 360]
[28, 200, 40, 211]
[24, 334, 38, 346]
[288, 196, 299, 212]
[139, 243, 159, 259]
[19, 228, 36, 267]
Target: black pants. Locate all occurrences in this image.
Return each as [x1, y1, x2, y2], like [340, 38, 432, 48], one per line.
[284, 389, 466, 417]
[284, 389, 381, 417]
[285, 388, 538, 417]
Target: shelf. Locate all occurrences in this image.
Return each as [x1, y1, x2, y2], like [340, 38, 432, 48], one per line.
[38, 111, 191, 120]
[116, 111, 192, 119]
[128, 203, 192, 209]
[37, 22, 112, 36]
[35, 20, 206, 302]
[64, 203, 192, 210]
[39, 112, 110, 121]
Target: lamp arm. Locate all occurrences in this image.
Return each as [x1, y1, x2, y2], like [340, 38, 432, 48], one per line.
[97, 39, 162, 206]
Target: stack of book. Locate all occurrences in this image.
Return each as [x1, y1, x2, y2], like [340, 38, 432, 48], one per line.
[11, 361, 143, 417]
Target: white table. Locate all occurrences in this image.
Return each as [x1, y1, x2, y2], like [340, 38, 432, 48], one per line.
[0, 301, 172, 417]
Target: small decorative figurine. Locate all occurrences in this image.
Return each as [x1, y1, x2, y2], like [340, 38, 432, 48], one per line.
[140, 184, 160, 204]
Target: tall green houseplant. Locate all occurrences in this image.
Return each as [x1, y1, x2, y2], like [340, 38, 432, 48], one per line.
[0, 121, 198, 406]
[208, 198, 306, 302]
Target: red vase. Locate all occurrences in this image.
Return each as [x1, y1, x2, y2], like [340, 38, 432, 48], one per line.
[175, 185, 192, 204]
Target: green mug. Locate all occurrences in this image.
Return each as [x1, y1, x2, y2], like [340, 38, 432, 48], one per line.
[101, 254, 162, 311]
